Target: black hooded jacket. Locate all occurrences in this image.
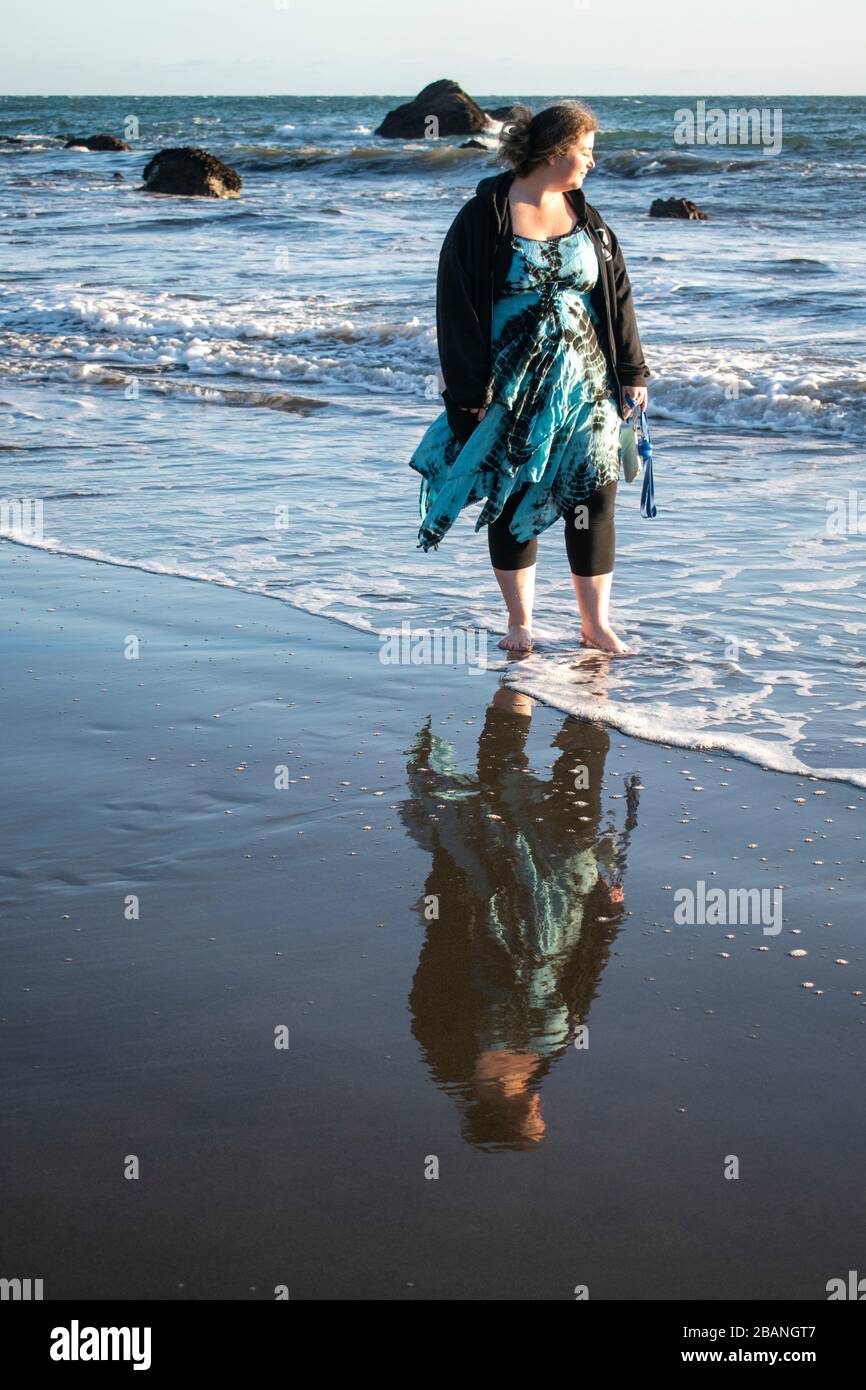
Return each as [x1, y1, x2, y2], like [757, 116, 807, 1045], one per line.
[436, 169, 650, 443]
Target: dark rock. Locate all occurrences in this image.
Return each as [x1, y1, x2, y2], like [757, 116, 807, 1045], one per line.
[113, 172, 124, 180]
[376, 79, 493, 138]
[485, 104, 522, 122]
[649, 196, 708, 220]
[141, 147, 242, 199]
[64, 133, 132, 151]
[459, 138, 487, 149]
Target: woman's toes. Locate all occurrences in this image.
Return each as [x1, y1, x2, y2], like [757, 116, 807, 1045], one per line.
[580, 625, 634, 656]
[500, 625, 533, 652]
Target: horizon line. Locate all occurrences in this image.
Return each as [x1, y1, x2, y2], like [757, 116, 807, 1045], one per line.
[1, 91, 863, 100]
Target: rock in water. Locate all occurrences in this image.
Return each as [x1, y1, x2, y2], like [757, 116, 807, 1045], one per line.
[376, 79, 493, 138]
[64, 133, 132, 151]
[142, 147, 242, 199]
[485, 104, 523, 123]
[649, 197, 708, 220]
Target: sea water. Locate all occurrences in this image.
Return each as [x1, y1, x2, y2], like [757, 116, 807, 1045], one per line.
[1, 94, 864, 782]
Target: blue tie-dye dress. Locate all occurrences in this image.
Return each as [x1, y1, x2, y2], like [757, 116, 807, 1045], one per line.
[410, 223, 622, 552]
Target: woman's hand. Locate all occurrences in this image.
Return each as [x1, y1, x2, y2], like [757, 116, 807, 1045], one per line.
[621, 386, 647, 421]
[460, 405, 487, 423]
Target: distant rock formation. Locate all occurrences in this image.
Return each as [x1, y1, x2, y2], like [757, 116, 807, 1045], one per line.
[459, 138, 488, 149]
[64, 133, 131, 151]
[141, 147, 242, 199]
[376, 79, 494, 138]
[485, 104, 522, 124]
[650, 197, 708, 220]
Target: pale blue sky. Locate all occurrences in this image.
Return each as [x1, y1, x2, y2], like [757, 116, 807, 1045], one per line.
[2, 0, 862, 95]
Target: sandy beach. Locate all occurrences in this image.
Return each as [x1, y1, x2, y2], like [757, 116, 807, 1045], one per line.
[2, 540, 864, 1301]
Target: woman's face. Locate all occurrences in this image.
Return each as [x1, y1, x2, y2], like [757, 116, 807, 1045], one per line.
[552, 132, 596, 188]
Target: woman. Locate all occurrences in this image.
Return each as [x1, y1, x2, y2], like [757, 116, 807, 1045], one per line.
[409, 101, 650, 655]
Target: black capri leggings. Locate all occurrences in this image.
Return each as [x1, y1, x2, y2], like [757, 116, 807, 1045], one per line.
[487, 480, 617, 576]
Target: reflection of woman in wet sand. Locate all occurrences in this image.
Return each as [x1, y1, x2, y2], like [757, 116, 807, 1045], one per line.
[401, 688, 640, 1151]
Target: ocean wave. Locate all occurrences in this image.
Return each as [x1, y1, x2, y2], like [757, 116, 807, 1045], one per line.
[0, 362, 331, 413]
[0, 284, 436, 360]
[122, 209, 266, 230]
[743, 257, 835, 276]
[599, 150, 769, 178]
[232, 141, 498, 174]
[0, 532, 373, 634]
[503, 658, 866, 789]
[43, 489, 112, 499]
[2, 303, 863, 438]
[127, 379, 330, 413]
[644, 350, 866, 439]
[0, 133, 65, 151]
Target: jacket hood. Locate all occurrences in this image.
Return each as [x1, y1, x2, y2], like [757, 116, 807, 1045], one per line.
[475, 169, 589, 230]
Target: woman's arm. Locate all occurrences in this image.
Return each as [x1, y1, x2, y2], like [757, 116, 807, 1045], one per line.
[602, 219, 650, 417]
[435, 215, 493, 412]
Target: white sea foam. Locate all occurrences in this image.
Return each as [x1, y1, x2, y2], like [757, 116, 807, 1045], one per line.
[3, 285, 864, 436]
[640, 347, 866, 439]
[503, 657, 866, 789]
[2, 531, 242, 588]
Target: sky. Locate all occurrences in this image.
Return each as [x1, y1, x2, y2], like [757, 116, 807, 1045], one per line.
[1, 0, 862, 96]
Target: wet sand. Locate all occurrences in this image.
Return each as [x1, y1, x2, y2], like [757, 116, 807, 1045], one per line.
[1, 542, 864, 1301]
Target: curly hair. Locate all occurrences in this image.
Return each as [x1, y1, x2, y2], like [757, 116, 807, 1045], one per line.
[498, 100, 599, 178]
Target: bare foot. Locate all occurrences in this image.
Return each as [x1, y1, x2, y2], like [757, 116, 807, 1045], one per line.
[579, 623, 635, 656]
[498, 624, 534, 653]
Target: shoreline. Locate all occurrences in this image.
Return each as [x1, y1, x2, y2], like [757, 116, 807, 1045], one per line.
[5, 529, 864, 791]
